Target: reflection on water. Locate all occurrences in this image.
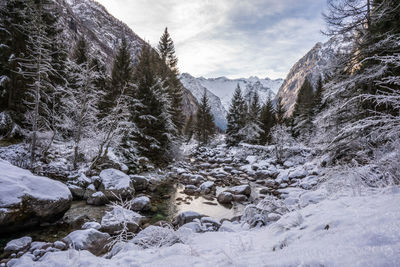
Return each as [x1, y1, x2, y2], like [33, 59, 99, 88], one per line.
[150, 183, 245, 222]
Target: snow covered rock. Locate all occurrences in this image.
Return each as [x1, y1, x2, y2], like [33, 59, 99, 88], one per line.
[0, 160, 72, 234]
[82, 221, 102, 230]
[226, 185, 251, 197]
[172, 211, 204, 227]
[4, 237, 32, 253]
[98, 169, 134, 200]
[53, 241, 67, 250]
[179, 221, 203, 233]
[217, 191, 234, 204]
[288, 169, 308, 179]
[131, 226, 181, 249]
[86, 191, 109, 206]
[62, 229, 110, 256]
[129, 196, 151, 211]
[199, 181, 214, 194]
[129, 175, 149, 191]
[101, 206, 144, 234]
[201, 217, 221, 231]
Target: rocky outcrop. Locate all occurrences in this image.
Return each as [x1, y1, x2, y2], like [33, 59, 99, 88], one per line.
[275, 38, 339, 117]
[0, 160, 72, 234]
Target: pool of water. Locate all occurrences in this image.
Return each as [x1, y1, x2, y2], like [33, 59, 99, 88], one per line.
[0, 182, 250, 252]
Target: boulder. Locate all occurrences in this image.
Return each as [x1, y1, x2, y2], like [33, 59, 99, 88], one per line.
[217, 192, 234, 204]
[183, 185, 198, 195]
[129, 175, 149, 191]
[289, 169, 308, 179]
[101, 206, 145, 234]
[62, 229, 110, 256]
[82, 221, 102, 230]
[199, 181, 214, 194]
[4, 237, 32, 253]
[67, 184, 86, 199]
[83, 184, 96, 199]
[86, 191, 109, 206]
[200, 217, 221, 231]
[98, 169, 134, 200]
[0, 160, 72, 234]
[179, 221, 203, 233]
[232, 194, 247, 202]
[226, 185, 251, 197]
[53, 241, 67, 250]
[172, 211, 204, 227]
[129, 196, 151, 211]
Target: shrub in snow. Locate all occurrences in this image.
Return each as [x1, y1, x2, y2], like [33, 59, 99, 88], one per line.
[131, 225, 181, 249]
[242, 196, 289, 228]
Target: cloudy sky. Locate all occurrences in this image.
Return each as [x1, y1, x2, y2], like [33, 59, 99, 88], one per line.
[96, 0, 328, 80]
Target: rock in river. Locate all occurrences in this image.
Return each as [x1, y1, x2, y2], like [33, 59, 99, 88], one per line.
[98, 169, 135, 200]
[0, 159, 72, 234]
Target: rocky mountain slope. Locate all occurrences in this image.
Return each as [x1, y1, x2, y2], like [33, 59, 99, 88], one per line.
[275, 38, 339, 116]
[180, 74, 283, 130]
[54, 0, 198, 119]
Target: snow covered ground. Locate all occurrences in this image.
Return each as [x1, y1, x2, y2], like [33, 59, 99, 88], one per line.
[9, 185, 400, 266]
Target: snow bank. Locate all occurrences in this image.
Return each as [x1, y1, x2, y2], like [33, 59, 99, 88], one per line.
[12, 188, 400, 266]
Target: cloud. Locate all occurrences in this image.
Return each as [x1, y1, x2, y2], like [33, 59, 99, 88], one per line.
[96, 0, 327, 79]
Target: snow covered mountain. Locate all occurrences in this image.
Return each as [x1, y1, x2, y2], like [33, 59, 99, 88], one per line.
[195, 76, 283, 111]
[275, 38, 341, 117]
[180, 73, 227, 130]
[53, 0, 199, 119]
[180, 74, 283, 130]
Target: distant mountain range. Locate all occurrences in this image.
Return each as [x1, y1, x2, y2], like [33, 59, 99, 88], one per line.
[180, 73, 283, 130]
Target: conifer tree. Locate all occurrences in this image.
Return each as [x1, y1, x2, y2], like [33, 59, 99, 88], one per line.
[195, 90, 215, 145]
[1, 0, 31, 114]
[157, 28, 184, 133]
[99, 37, 133, 115]
[158, 27, 178, 73]
[226, 84, 247, 146]
[240, 90, 263, 144]
[312, 76, 324, 117]
[259, 97, 276, 144]
[275, 97, 286, 125]
[291, 78, 314, 139]
[125, 44, 174, 164]
[184, 113, 195, 143]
